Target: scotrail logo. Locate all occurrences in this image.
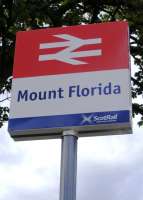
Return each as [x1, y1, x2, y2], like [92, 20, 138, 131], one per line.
[81, 113, 118, 125]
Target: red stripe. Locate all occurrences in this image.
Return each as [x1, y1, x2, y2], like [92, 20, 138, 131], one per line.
[13, 21, 129, 78]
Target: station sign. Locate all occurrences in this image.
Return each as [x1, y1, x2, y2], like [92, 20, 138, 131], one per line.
[8, 21, 132, 140]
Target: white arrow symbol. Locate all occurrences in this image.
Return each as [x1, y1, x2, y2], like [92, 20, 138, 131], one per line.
[39, 34, 102, 65]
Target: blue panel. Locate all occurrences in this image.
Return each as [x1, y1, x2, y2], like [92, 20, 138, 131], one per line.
[9, 110, 130, 132]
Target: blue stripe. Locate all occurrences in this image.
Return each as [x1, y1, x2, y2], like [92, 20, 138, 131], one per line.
[9, 110, 130, 132]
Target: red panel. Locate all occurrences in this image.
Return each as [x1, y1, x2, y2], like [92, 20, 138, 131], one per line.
[13, 21, 129, 78]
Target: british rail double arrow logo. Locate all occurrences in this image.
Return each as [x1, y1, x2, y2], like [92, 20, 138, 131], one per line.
[39, 34, 102, 65]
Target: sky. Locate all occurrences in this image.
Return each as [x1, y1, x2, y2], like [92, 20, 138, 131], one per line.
[0, 114, 142, 200]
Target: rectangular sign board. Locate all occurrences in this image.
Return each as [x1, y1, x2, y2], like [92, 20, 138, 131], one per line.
[8, 21, 132, 140]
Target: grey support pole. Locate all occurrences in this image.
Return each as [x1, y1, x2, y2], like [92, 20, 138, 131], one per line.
[60, 130, 78, 200]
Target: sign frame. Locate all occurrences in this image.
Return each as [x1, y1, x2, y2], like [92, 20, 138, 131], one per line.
[8, 21, 132, 140]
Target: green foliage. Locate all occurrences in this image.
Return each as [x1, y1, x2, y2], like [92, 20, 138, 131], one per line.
[0, 0, 143, 127]
[0, 106, 9, 128]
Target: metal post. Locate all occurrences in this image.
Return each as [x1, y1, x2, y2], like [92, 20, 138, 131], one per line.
[60, 130, 78, 200]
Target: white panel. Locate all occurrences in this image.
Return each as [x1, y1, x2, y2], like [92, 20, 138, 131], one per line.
[10, 69, 131, 118]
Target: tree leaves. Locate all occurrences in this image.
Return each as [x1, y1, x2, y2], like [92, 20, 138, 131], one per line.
[0, 106, 9, 128]
[0, 0, 143, 127]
